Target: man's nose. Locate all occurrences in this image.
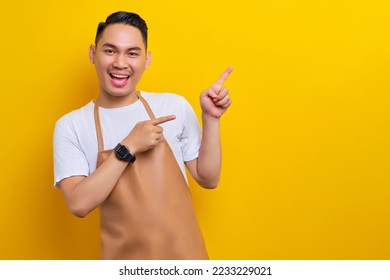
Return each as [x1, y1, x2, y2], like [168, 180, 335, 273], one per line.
[113, 54, 128, 68]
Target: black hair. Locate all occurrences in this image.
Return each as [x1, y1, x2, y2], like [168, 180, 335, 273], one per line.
[95, 11, 148, 48]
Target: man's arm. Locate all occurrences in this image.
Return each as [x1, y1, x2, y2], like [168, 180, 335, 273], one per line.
[59, 115, 175, 218]
[186, 67, 233, 189]
[59, 153, 128, 218]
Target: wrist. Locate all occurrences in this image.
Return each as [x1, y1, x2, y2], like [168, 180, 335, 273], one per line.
[202, 112, 221, 124]
[121, 137, 138, 155]
[202, 113, 221, 133]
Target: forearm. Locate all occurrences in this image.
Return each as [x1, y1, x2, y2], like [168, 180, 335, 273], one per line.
[60, 152, 128, 217]
[196, 113, 222, 188]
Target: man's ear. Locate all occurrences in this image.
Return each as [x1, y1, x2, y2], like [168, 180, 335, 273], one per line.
[145, 51, 152, 69]
[89, 45, 96, 64]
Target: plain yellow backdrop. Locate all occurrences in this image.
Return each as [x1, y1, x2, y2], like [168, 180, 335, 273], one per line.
[1, 0, 389, 259]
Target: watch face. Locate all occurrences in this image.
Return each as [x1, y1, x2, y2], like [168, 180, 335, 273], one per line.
[117, 146, 128, 158]
[115, 144, 135, 163]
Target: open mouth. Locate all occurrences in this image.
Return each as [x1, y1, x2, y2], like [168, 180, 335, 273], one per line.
[109, 73, 130, 87]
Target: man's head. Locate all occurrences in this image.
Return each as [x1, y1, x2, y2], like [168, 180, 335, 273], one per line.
[89, 11, 152, 103]
[95, 11, 148, 49]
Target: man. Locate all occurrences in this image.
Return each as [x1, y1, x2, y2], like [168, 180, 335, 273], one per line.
[53, 11, 232, 259]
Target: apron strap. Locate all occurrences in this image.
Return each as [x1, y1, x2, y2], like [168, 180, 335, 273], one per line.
[94, 100, 104, 153]
[93, 91, 156, 153]
[137, 92, 156, 120]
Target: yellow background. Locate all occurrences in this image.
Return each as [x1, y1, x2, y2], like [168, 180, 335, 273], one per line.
[1, 0, 389, 259]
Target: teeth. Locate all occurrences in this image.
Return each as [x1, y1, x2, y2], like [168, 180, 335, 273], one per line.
[111, 74, 128, 79]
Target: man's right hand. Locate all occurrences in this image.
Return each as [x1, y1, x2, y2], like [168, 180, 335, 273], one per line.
[121, 115, 176, 154]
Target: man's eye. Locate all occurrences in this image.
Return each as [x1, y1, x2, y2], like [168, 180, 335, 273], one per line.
[104, 49, 114, 54]
[129, 52, 139, 56]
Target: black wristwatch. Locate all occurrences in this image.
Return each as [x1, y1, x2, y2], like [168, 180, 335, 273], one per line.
[114, 143, 136, 163]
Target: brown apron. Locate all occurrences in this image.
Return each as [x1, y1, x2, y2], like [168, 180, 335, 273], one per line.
[93, 93, 208, 260]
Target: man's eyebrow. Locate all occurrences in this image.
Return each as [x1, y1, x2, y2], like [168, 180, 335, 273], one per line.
[127, 47, 142, 51]
[101, 43, 142, 51]
[101, 43, 117, 49]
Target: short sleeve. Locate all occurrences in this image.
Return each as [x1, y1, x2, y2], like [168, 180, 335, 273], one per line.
[53, 115, 90, 187]
[180, 98, 201, 162]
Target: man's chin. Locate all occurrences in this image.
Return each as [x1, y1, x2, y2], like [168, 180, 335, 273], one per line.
[105, 88, 137, 98]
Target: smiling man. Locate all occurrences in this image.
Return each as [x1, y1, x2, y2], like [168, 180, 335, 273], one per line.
[53, 11, 233, 260]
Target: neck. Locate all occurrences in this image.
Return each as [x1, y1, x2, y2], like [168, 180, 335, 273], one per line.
[97, 90, 139, 108]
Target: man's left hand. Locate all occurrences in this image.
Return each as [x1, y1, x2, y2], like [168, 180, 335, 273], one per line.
[200, 66, 233, 118]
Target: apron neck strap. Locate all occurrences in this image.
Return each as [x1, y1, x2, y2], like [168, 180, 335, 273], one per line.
[137, 91, 156, 120]
[94, 100, 104, 153]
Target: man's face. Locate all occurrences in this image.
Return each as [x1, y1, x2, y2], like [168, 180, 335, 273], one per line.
[89, 23, 151, 99]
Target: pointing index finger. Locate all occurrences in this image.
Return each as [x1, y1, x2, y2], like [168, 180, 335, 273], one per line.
[151, 115, 176, 125]
[215, 66, 234, 85]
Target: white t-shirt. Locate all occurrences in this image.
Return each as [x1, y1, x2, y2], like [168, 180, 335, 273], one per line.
[53, 91, 201, 187]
